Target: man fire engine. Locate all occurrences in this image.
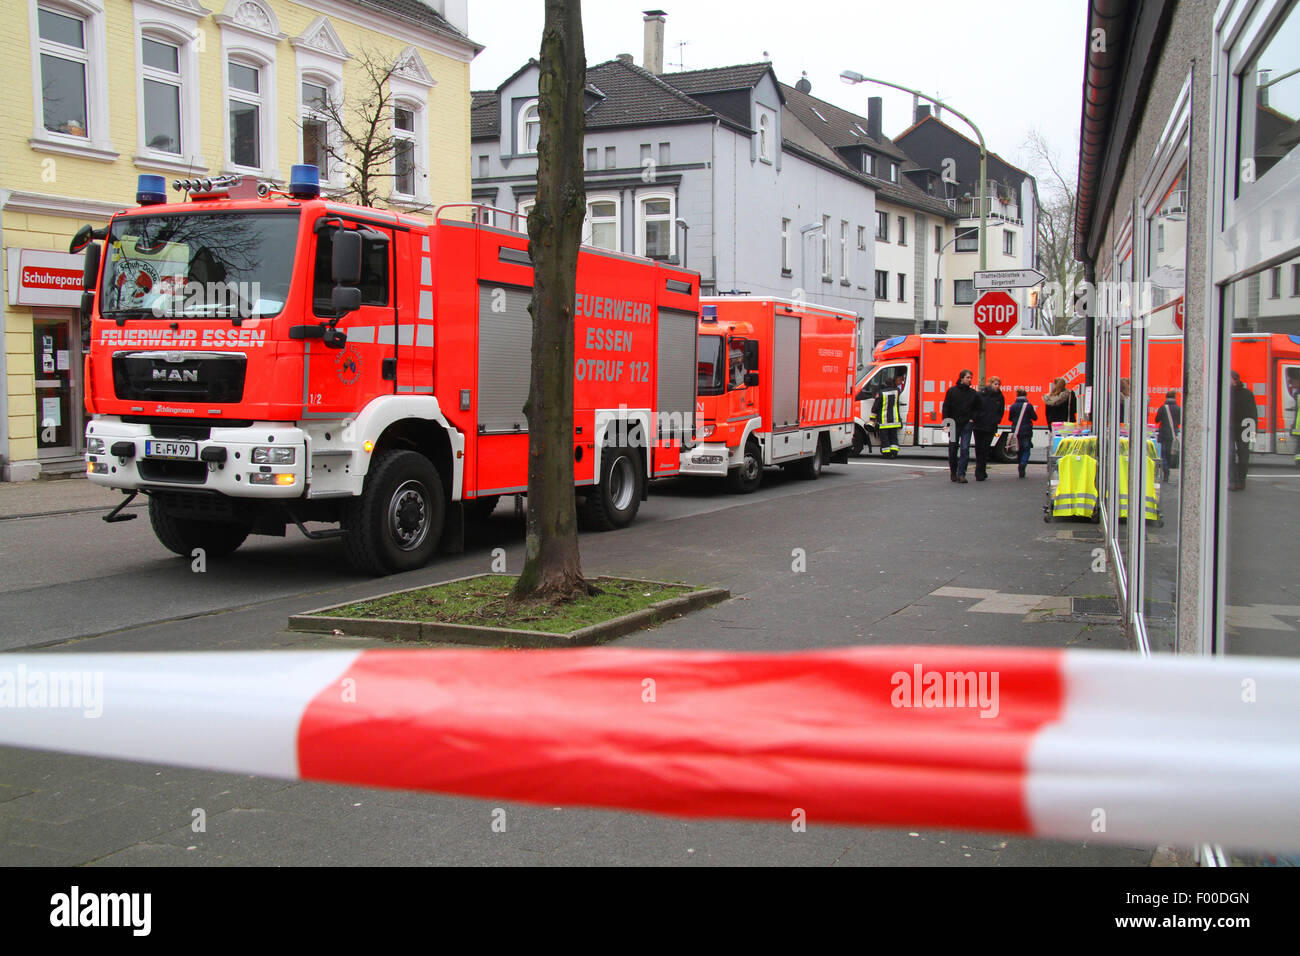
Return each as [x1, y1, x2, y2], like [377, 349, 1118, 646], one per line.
[76, 167, 699, 574]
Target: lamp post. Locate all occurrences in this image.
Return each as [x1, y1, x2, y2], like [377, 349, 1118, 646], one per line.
[840, 71, 990, 381]
[799, 221, 824, 298]
[674, 218, 689, 271]
[933, 229, 964, 334]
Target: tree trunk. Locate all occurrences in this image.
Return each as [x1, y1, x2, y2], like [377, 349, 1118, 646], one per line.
[512, 0, 591, 603]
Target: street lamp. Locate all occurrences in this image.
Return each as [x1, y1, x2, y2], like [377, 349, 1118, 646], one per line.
[840, 71, 991, 381]
[674, 218, 689, 270]
[932, 229, 965, 334]
[798, 221, 824, 296]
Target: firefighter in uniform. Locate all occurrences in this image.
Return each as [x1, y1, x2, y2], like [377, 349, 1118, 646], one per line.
[1289, 369, 1300, 468]
[870, 372, 904, 458]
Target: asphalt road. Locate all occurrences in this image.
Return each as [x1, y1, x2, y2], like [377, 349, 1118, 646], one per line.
[0, 449, 1153, 866]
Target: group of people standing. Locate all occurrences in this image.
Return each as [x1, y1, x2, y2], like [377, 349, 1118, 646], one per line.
[941, 374, 1081, 482]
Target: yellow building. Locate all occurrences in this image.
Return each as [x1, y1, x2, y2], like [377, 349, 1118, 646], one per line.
[1, 0, 479, 480]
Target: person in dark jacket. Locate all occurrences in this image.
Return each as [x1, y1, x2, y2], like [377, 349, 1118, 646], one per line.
[941, 369, 981, 483]
[1006, 388, 1038, 478]
[1156, 390, 1182, 482]
[972, 377, 1005, 481]
[1229, 371, 1256, 490]
[1043, 377, 1077, 425]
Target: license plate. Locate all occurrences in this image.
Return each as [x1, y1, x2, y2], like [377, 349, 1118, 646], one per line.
[145, 440, 197, 460]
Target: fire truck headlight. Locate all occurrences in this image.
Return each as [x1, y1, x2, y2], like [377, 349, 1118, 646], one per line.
[86, 437, 106, 455]
[697, 425, 715, 439]
[87, 461, 108, 475]
[252, 446, 296, 465]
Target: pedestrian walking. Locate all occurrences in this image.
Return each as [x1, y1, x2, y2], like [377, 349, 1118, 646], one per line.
[1119, 378, 1132, 425]
[1006, 388, 1038, 478]
[1044, 377, 1077, 426]
[941, 369, 981, 483]
[1229, 371, 1256, 490]
[1156, 390, 1181, 482]
[973, 376, 1005, 481]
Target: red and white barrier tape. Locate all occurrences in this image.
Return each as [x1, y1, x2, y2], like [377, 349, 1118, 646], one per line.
[0, 647, 1296, 851]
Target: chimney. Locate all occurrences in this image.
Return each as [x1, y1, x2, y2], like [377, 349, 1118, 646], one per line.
[915, 104, 931, 123]
[643, 10, 666, 74]
[617, 53, 633, 65]
[866, 96, 882, 141]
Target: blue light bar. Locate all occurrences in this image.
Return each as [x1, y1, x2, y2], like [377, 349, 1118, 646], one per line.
[137, 174, 167, 205]
[289, 164, 321, 199]
[879, 335, 906, 351]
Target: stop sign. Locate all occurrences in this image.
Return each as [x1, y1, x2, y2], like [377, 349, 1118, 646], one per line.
[973, 290, 1018, 336]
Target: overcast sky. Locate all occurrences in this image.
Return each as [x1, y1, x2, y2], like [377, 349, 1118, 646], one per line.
[467, 0, 1086, 182]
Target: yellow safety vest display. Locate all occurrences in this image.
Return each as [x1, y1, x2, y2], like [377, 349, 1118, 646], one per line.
[1117, 437, 1160, 522]
[1052, 444, 1099, 518]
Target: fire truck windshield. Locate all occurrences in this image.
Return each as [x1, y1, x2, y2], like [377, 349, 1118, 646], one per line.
[100, 211, 300, 321]
[697, 335, 725, 395]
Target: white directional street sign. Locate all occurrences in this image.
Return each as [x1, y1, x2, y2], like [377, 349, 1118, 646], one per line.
[973, 268, 1046, 290]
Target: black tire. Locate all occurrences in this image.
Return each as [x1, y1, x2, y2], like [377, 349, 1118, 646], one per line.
[343, 449, 445, 575]
[148, 497, 250, 557]
[851, 426, 867, 457]
[794, 438, 826, 480]
[993, 433, 1017, 464]
[727, 438, 763, 494]
[581, 445, 643, 530]
[465, 495, 500, 521]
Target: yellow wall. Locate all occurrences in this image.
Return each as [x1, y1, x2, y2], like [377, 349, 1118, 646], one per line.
[2, 0, 472, 209]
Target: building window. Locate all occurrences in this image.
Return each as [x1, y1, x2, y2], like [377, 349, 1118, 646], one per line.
[478, 154, 488, 177]
[875, 270, 889, 300]
[516, 199, 534, 233]
[393, 105, 416, 196]
[1269, 266, 1281, 298]
[301, 79, 331, 175]
[889, 162, 898, 182]
[519, 99, 539, 153]
[875, 211, 889, 242]
[586, 147, 597, 170]
[228, 59, 263, 169]
[954, 279, 976, 304]
[1003, 230, 1016, 256]
[897, 216, 907, 246]
[658, 142, 670, 165]
[858, 225, 866, 251]
[1292, 263, 1300, 296]
[781, 218, 792, 272]
[898, 273, 907, 302]
[759, 112, 771, 161]
[1156, 223, 1165, 252]
[637, 193, 674, 258]
[141, 36, 182, 154]
[821, 214, 831, 277]
[584, 197, 619, 251]
[605, 146, 616, 169]
[862, 152, 876, 176]
[955, 227, 978, 252]
[840, 220, 849, 281]
[37, 6, 90, 137]
[935, 224, 942, 253]
[640, 143, 651, 163]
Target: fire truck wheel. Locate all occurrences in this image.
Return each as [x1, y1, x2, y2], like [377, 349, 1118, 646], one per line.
[582, 445, 642, 531]
[148, 497, 250, 557]
[727, 438, 763, 494]
[344, 449, 445, 575]
[795, 438, 826, 480]
[851, 426, 866, 457]
[993, 434, 1016, 464]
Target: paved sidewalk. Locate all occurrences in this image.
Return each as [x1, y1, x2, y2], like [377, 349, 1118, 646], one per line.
[0, 475, 134, 520]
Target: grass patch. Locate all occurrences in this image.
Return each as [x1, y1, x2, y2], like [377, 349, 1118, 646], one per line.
[319, 575, 698, 635]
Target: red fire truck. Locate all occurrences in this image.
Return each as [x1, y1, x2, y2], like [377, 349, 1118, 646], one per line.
[679, 297, 858, 492]
[855, 332, 1300, 460]
[76, 168, 700, 574]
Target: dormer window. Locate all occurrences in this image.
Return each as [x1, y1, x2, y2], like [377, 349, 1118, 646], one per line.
[518, 98, 540, 154]
[862, 152, 876, 176]
[889, 162, 898, 183]
[757, 106, 776, 163]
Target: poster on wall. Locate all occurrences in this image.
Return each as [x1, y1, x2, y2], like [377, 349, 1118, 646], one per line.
[41, 397, 61, 428]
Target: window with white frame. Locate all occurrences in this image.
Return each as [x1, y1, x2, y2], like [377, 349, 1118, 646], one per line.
[875, 211, 888, 242]
[35, 2, 104, 142]
[1003, 230, 1016, 256]
[584, 196, 619, 251]
[301, 78, 332, 176]
[759, 112, 772, 162]
[889, 162, 898, 182]
[227, 58, 264, 170]
[955, 227, 978, 252]
[954, 279, 975, 304]
[897, 215, 906, 246]
[516, 198, 534, 233]
[781, 218, 792, 272]
[858, 225, 867, 251]
[393, 104, 417, 197]
[140, 36, 183, 153]
[638, 194, 674, 258]
[821, 214, 831, 276]
[840, 220, 849, 281]
[519, 99, 539, 154]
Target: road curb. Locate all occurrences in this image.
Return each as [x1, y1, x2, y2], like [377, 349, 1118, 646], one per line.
[288, 574, 730, 647]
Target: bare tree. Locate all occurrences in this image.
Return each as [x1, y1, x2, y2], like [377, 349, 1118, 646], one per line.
[1024, 129, 1083, 335]
[511, 0, 591, 602]
[302, 49, 426, 210]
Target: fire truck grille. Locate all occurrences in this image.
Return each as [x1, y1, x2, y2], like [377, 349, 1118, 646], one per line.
[113, 353, 247, 403]
[138, 459, 208, 484]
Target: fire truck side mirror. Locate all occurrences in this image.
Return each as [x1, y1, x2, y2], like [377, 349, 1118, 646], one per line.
[744, 339, 759, 371]
[744, 371, 759, 387]
[331, 286, 361, 317]
[332, 230, 363, 286]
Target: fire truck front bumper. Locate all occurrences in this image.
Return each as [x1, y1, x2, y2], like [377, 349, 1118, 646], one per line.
[84, 419, 307, 498]
[678, 442, 732, 477]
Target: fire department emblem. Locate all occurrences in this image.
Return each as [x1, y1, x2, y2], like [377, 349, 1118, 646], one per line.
[335, 344, 361, 385]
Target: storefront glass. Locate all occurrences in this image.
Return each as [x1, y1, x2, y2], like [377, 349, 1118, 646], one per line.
[32, 313, 80, 457]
